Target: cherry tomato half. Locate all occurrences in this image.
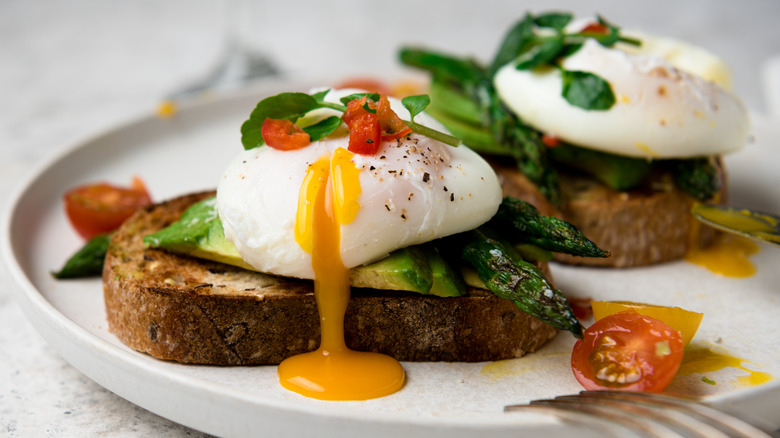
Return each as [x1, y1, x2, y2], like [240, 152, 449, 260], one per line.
[64, 177, 152, 239]
[571, 311, 684, 393]
[261, 118, 311, 151]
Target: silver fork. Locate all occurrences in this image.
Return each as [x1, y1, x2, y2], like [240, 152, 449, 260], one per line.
[505, 390, 772, 438]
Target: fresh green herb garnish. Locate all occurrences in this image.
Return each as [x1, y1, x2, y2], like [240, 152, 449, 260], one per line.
[496, 12, 639, 111]
[240, 91, 460, 150]
[52, 234, 111, 279]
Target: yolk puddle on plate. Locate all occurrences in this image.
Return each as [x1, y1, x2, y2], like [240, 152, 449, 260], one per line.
[678, 344, 773, 387]
[279, 147, 405, 400]
[685, 231, 760, 278]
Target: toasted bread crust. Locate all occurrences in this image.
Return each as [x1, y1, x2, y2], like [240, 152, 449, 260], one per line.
[103, 192, 557, 365]
[495, 160, 725, 267]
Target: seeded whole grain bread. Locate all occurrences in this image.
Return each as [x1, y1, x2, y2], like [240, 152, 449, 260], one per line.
[103, 191, 558, 365]
[494, 159, 726, 267]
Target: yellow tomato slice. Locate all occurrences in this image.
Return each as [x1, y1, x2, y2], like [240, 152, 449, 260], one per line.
[591, 301, 703, 347]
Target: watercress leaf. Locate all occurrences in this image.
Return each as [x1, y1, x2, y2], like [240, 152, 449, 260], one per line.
[339, 93, 364, 106]
[240, 119, 265, 150]
[362, 101, 377, 114]
[597, 15, 621, 46]
[561, 70, 616, 110]
[560, 42, 583, 57]
[489, 13, 536, 75]
[253, 92, 321, 119]
[303, 116, 343, 142]
[311, 89, 330, 103]
[401, 95, 431, 121]
[241, 92, 323, 149]
[534, 12, 573, 31]
[515, 36, 564, 70]
[339, 92, 381, 107]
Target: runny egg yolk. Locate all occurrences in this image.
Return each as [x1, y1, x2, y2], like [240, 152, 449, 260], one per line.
[684, 234, 760, 278]
[684, 209, 761, 278]
[279, 147, 405, 400]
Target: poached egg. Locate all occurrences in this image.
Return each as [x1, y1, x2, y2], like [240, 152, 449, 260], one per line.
[217, 89, 502, 279]
[494, 28, 750, 160]
[216, 88, 503, 400]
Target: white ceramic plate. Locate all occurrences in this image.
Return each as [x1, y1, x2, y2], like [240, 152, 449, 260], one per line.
[3, 79, 780, 437]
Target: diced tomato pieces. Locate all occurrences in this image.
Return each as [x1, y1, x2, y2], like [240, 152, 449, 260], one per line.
[342, 97, 381, 155]
[568, 297, 593, 321]
[571, 311, 684, 393]
[64, 177, 152, 240]
[376, 95, 412, 141]
[261, 118, 311, 151]
[581, 22, 610, 35]
[541, 133, 561, 148]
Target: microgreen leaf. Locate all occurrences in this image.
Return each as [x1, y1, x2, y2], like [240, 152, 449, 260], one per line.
[561, 70, 615, 110]
[533, 12, 572, 31]
[559, 42, 583, 58]
[489, 13, 535, 75]
[339, 92, 380, 106]
[311, 89, 330, 103]
[401, 95, 431, 122]
[303, 116, 342, 142]
[515, 36, 564, 70]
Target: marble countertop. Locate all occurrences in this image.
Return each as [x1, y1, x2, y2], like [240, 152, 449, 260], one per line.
[2, 0, 779, 436]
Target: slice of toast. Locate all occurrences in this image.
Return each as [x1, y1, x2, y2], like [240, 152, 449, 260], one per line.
[494, 160, 725, 267]
[103, 191, 558, 365]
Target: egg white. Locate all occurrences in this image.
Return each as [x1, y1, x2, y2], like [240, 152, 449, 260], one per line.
[217, 89, 503, 279]
[494, 38, 750, 160]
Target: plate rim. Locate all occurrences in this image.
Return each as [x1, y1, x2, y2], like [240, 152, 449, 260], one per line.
[3, 81, 779, 436]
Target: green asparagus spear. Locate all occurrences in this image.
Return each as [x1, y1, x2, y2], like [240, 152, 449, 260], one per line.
[400, 47, 560, 203]
[52, 234, 111, 279]
[670, 157, 721, 201]
[490, 196, 609, 258]
[447, 227, 583, 337]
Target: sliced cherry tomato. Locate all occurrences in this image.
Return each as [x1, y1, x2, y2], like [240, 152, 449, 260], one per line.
[261, 118, 311, 151]
[64, 177, 152, 240]
[342, 97, 381, 155]
[571, 311, 684, 393]
[376, 95, 412, 141]
[591, 300, 703, 347]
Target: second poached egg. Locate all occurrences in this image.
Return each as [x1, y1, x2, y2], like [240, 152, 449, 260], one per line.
[494, 33, 750, 160]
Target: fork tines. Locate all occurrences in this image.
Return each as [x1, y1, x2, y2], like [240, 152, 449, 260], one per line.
[504, 390, 771, 438]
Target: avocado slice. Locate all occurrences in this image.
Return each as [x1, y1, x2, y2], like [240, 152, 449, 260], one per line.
[144, 197, 468, 296]
[421, 244, 466, 297]
[143, 197, 256, 271]
[548, 143, 653, 191]
[350, 246, 433, 294]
